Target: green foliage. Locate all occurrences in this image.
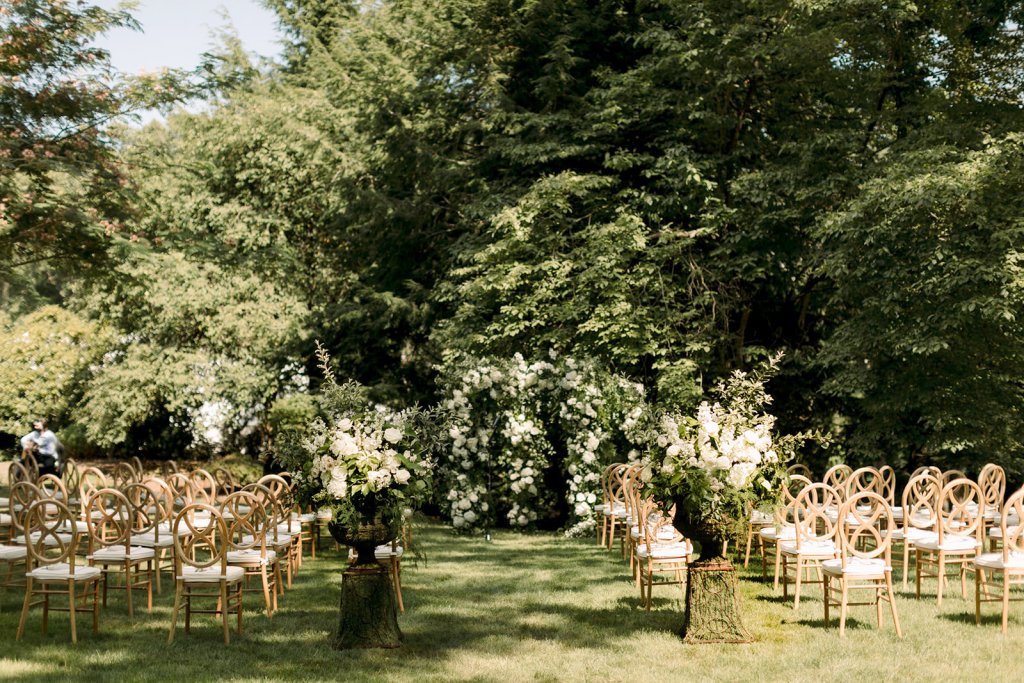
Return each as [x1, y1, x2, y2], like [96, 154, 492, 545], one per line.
[0, 304, 110, 436]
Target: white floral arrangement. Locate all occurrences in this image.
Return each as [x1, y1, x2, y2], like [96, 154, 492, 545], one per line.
[438, 350, 649, 535]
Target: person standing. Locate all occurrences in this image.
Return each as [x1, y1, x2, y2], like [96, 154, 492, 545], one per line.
[20, 419, 63, 477]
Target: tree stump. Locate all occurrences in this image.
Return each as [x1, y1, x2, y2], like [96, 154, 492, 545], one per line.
[332, 565, 402, 649]
[680, 558, 753, 644]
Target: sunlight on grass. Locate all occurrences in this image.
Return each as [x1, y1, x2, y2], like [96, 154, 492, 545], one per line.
[2, 521, 1024, 681]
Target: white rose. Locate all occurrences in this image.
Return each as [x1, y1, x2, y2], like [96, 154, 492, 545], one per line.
[458, 498, 472, 511]
[464, 510, 478, 523]
[394, 469, 411, 484]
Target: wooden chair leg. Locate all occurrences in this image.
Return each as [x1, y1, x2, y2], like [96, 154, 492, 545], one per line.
[169, 582, 182, 643]
[16, 577, 33, 641]
[220, 582, 230, 645]
[1002, 571, 1011, 634]
[68, 580, 78, 644]
[838, 581, 849, 637]
[886, 573, 902, 638]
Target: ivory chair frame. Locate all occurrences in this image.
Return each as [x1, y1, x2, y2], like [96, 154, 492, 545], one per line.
[823, 492, 902, 638]
[781, 483, 841, 610]
[222, 490, 280, 617]
[16, 499, 101, 644]
[635, 499, 690, 610]
[975, 487, 1024, 633]
[85, 488, 155, 618]
[168, 504, 244, 645]
[915, 477, 983, 606]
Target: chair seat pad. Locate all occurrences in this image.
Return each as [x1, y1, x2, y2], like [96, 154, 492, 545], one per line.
[58, 520, 90, 534]
[89, 546, 155, 562]
[14, 531, 74, 547]
[601, 503, 627, 516]
[159, 522, 201, 536]
[750, 510, 773, 525]
[780, 539, 837, 557]
[914, 533, 980, 552]
[375, 544, 404, 559]
[760, 526, 795, 542]
[0, 544, 27, 560]
[316, 509, 333, 520]
[822, 557, 890, 577]
[988, 525, 1019, 540]
[130, 531, 174, 548]
[179, 565, 245, 583]
[293, 512, 317, 523]
[636, 542, 691, 559]
[891, 527, 933, 542]
[0, 513, 11, 525]
[242, 533, 293, 547]
[29, 563, 101, 582]
[975, 552, 1024, 570]
[0, 497, 8, 507]
[227, 549, 278, 565]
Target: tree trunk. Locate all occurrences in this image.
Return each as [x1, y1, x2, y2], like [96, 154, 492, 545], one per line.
[332, 565, 402, 649]
[680, 558, 753, 644]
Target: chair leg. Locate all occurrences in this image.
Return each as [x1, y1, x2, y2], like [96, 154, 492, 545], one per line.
[68, 579, 78, 644]
[744, 526, 754, 568]
[393, 559, 404, 614]
[838, 580, 849, 637]
[936, 552, 945, 607]
[1002, 571, 1011, 634]
[885, 573, 902, 638]
[220, 581, 230, 645]
[975, 567, 982, 626]
[823, 574, 830, 626]
[902, 541, 911, 590]
[125, 561, 134, 618]
[16, 577, 33, 641]
[168, 582, 182, 644]
[261, 567, 272, 617]
[794, 558, 803, 610]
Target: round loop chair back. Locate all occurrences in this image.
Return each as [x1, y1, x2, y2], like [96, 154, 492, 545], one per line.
[793, 483, 840, 547]
[938, 478, 984, 541]
[173, 504, 228, 570]
[823, 464, 852, 500]
[165, 472, 194, 512]
[221, 491, 266, 552]
[902, 473, 940, 531]
[978, 463, 1006, 513]
[213, 467, 238, 496]
[23, 498, 76, 567]
[9, 460, 31, 487]
[85, 488, 132, 549]
[243, 483, 285, 543]
[112, 462, 138, 489]
[131, 456, 145, 479]
[942, 469, 968, 488]
[838, 491, 894, 562]
[878, 465, 896, 505]
[21, 453, 40, 481]
[62, 458, 81, 499]
[123, 481, 167, 535]
[190, 469, 218, 506]
[845, 467, 882, 499]
[37, 473, 68, 503]
[10, 481, 42, 536]
[78, 466, 108, 513]
[160, 460, 178, 480]
[786, 463, 812, 480]
[1001, 488, 1024, 561]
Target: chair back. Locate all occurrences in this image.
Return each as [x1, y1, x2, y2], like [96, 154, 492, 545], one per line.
[978, 464, 1006, 516]
[10, 481, 42, 538]
[937, 478, 984, 544]
[606, 463, 629, 515]
[792, 483, 840, 548]
[823, 464, 852, 500]
[131, 456, 145, 479]
[21, 453, 40, 481]
[165, 472, 194, 512]
[845, 467, 882, 499]
[22, 499, 79, 571]
[221, 491, 267, 554]
[836, 491, 895, 565]
[621, 464, 644, 523]
[637, 498, 681, 550]
[37, 473, 68, 503]
[902, 473, 940, 532]
[112, 462, 138, 489]
[160, 460, 178, 480]
[172, 504, 229, 575]
[78, 467, 108, 513]
[878, 466, 896, 506]
[124, 481, 169, 540]
[999, 488, 1024, 563]
[213, 467, 239, 496]
[85, 488, 132, 552]
[190, 469, 218, 507]
[778, 474, 811, 525]
[942, 469, 968, 488]
[786, 463, 812, 480]
[62, 459, 81, 501]
[9, 460, 32, 487]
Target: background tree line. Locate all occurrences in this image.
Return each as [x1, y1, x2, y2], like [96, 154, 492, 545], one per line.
[2, 0, 1023, 478]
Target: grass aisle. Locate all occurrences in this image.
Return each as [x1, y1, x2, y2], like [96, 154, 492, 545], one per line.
[2, 522, 1023, 682]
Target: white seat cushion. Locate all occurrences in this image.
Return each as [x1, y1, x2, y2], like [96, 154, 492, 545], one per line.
[58, 520, 90, 534]
[975, 552, 1024, 570]
[0, 544, 27, 561]
[316, 509, 333, 520]
[760, 526, 795, 542]
[292, 512, 317, 523]
[0, 513, 11, 525]
[914, 533, 980, 552]
[0, 497, 8, 507]
[375, 544, 404, 559]
[130, 532, 174, 548]
[636, 542, 692, 559]
[227, 549, 278, 565]
[988, 525, 1019, 540]
[822, 557, 889, 577]
[780, 539, 837, 557]
[601, 503, 627, 516]
[14, 531, 74, 547]
[750, 510, 773, 525]
[89, 546, 156, 562]
[29, 563, 101, 582]
[891, 527, 933, 543]
[242, 533, 293, 547]
[179, 565, 245, 583]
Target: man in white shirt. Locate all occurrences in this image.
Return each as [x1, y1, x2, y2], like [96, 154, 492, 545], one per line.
[21, 418, 62, 476]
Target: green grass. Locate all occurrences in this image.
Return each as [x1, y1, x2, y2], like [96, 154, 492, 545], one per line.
[2, 522, 1024, 682]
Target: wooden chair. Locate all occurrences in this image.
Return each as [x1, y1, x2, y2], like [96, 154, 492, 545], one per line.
[168, 504, 244, 645]
[112, 462, 138, 489]
[375, 538, 405, 613]
[222, 490, 280, 617]
[603, 464, 629, 551]
[190, 469, 219, 508]
[893, 472, 940, 589]
[131, 456, 145, 479]
[61, 459, 81, 512]
[244, 483, 294, 591]
[16, 499, 101, 643]
[823, 491, 902, 638]
[761, 474, 810, 588]
[258, 475, 301, 574]
[77, 467, 108, 523]
[213, 468, 239, 500]
[781, 483, 841, 609]
[598, 463, 625, 547]
[85, 488, 155, 618]
[125, 481, 174, 594]
[38, 474, 89, 541]
[979, 464, 1006, 549]
[975, 487, 1024, 633]
[635, 499, 691, 610]
[941, 469, 968, 488]
[786, 463, 812, 480]
[822, 464, 852, 498]
[160, 460, 179, 480]
[915, 477, 983, 606]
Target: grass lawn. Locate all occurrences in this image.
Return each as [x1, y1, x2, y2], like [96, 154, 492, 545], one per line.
[2, 520, 1023, 682]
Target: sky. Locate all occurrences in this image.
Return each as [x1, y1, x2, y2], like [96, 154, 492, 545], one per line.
[93, 1, 284, 121]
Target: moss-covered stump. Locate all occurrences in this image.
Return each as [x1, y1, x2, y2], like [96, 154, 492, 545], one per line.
[332, 565, 402, 650]
[680, 558, 753, 644]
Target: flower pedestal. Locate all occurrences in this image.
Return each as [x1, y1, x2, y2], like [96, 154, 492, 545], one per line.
[329, 521, 402, 650]
[674, 508, 752, 644]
